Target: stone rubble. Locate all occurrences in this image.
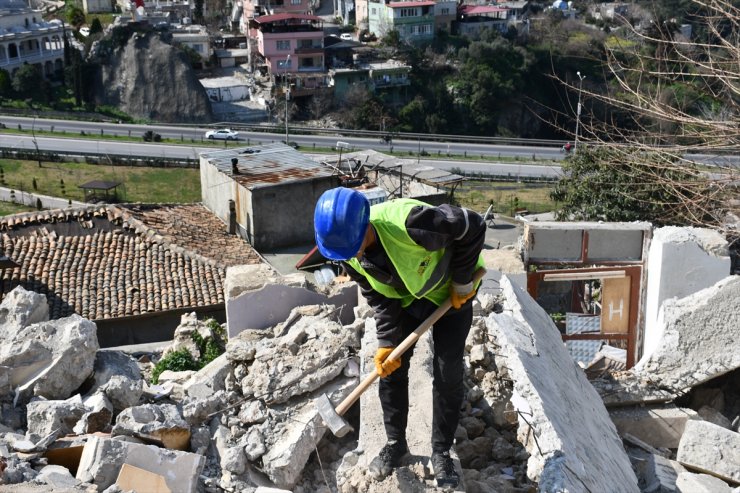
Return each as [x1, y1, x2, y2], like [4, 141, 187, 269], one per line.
[0, 261, 737, 492]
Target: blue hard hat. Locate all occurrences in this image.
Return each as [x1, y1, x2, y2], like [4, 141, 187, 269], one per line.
[314, 187, 370, 261]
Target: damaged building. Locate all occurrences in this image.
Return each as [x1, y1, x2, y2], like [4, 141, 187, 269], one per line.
[0, 143, 738, 492]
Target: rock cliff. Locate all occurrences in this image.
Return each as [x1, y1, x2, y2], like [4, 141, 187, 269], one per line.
[92, 31, 213, 124]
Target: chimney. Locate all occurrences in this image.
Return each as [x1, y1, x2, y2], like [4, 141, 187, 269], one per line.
[231, 157, 239, 175]
[228, 200, 236, 235]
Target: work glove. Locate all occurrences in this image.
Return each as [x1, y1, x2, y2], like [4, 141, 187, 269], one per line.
[450, 281, 476, 310]
[374, 347, 401, 378]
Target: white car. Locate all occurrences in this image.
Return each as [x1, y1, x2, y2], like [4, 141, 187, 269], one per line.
[205, 129, 239, 140]
[340, 33, 353, 41]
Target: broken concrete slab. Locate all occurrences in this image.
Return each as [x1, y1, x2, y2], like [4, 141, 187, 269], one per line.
[224, 264, 357, 338]
[643, 227, 730, 359]
[609, 405, 699, 449]
[76, 435, 204, 492]
[111, 404, 190, 450]
[1, 314, 99, 403]
[697, 405, 733, 429]
[183, 353, 230, 399]
[676, 471, 732, 493]
[677, 420, 740, 484]
[26, 396, 86, 443]
[73, 393, 114, 435]
[486, 275, 639, 492]
[0, 285, 49, 333]
[635, 276, 740, 392]
[238, 307, 360, 404]
[641, 453, 685, 493]
[36, 464, 80, 490]
[100, 375, 143, 413]
[590, 373, 675, 407]
[260, 377, 355, 489]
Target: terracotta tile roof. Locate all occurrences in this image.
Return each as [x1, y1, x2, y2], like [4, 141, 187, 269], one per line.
[114, 204, 263, 267]
[0, 204, 261, 321]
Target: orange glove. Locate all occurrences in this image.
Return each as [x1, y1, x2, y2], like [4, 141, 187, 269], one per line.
[450, 281, 476, 309]
[374, 347, 401, 377]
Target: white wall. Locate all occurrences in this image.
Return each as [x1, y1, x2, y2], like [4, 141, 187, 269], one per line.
[641, 226, 730, 361]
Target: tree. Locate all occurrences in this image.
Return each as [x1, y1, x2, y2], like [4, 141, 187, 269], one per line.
[553, 0, 739, 232]
[66, 5, 86, 31]
[89, 17, 103, 35]
[0, 68, 12, 97]
[12, 65, 43, 100]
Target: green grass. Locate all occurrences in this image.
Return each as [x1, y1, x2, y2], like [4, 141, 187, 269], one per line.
[0, 159, 201, 203]
[455, 181, 557, 216]
[0, 201, 35, 216]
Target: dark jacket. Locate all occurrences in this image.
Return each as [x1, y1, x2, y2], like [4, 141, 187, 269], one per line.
[343, 203, 485, 347]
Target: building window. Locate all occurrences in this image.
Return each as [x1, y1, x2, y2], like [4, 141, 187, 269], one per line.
[193, 44, 203, 52]
[371, 7, 376, 14]
[440, 7, 449, 14]
[276, 40, 290, 50]
[399, 7, 417, 17]
[299, 39, 313, 48]
[291, 0, 301, 4]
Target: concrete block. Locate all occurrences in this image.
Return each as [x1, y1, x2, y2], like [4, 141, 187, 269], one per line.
[183, 353, 231, 399]
[76, 436, 204, 492]
[676, 471, 732, 493]
[643, 454, 685, 493]
[225, 265, 357, 338]
[112, 403, 190, 450]
[677, 420, 740, 484]
[486, 276, 639, 492]
[635, 276, 740, 392]
[609, 405, 699, 449]
[642, 227, 730, 360]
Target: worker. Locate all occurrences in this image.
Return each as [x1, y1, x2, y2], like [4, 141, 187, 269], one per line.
[314, 187, 486, 487]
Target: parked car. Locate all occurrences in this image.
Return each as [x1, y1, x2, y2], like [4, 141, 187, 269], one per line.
[340, 33, 353, 41]
[205, 129, 239, 140]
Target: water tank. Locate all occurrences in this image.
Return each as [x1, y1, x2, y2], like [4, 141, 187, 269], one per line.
[358, 187, 387, 206]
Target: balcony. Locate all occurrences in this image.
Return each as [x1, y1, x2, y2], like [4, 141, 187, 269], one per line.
[0, 48, 64, 68]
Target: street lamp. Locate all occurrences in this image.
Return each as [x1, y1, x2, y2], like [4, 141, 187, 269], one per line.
[284, 54, 291, 144]
[574, 71, 586, 153]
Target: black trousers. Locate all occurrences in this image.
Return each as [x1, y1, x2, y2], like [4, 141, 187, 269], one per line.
[378, 299, 473, 454]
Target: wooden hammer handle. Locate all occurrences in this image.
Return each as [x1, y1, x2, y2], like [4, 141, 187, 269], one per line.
[334, 267, 486, 417]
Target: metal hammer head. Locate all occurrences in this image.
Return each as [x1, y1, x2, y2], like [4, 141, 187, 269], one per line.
[317, 393, 353, 438]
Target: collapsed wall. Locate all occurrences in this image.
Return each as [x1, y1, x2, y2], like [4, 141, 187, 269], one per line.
[486, 276, 639, 492]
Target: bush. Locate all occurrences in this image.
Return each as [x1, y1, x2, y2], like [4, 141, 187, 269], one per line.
[142, 130, 162, 142]
[150, 348, 199, 384]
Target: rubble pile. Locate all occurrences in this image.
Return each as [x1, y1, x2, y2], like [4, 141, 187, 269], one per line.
[1, 269, 737, 492]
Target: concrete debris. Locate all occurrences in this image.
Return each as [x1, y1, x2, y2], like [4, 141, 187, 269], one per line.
[590, 372, 675, 407]
[676, 420, 740, 484]
[0, 286, 49, 333]
[237, 305, 360, 404]
[183, 353, 231, 399]
[487, 276, 639, 492]
[111, 403, 191, 450]
[1, 313, 99, 404]
[640, 453, 685, 493]
[643, 227, 730, 360]
[609, 405, 699, 449]
[224, 264, 357, 338]
[76, 436, 204, 492]
[181, 391, 227, 426]
[26, 395, 86, 443]
[165, 312, 216, 361]
[696, 405, 733, 430]
[635, 276, 740, 392]
[37, 464, 80, 489]
[74, 393, 114, 435]
[676, 471, 733, 493]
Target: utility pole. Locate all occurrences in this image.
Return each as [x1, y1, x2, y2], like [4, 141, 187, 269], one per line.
[574, 71, 586, 153]
[284, 54, 291, 144]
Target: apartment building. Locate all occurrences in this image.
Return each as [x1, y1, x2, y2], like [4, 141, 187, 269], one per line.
[0, 0, 64, 78]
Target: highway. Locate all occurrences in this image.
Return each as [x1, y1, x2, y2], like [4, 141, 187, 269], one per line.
[0, 115, 566, 162]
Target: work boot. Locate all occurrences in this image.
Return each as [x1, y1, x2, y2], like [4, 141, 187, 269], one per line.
[431, 450, 459, 488]
[368, 439, 409, 480]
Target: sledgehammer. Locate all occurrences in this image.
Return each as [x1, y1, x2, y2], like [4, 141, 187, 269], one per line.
[317, 267, 487, 437]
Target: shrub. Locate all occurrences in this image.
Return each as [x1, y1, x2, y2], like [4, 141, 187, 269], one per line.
[150, 348, 199, 384]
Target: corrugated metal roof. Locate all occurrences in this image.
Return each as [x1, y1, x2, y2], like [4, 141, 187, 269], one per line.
[202, 142, 334, 190]
[338, 150, 464, 186]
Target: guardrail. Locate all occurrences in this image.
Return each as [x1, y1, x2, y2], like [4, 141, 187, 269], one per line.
[0, 147, 198, 168]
